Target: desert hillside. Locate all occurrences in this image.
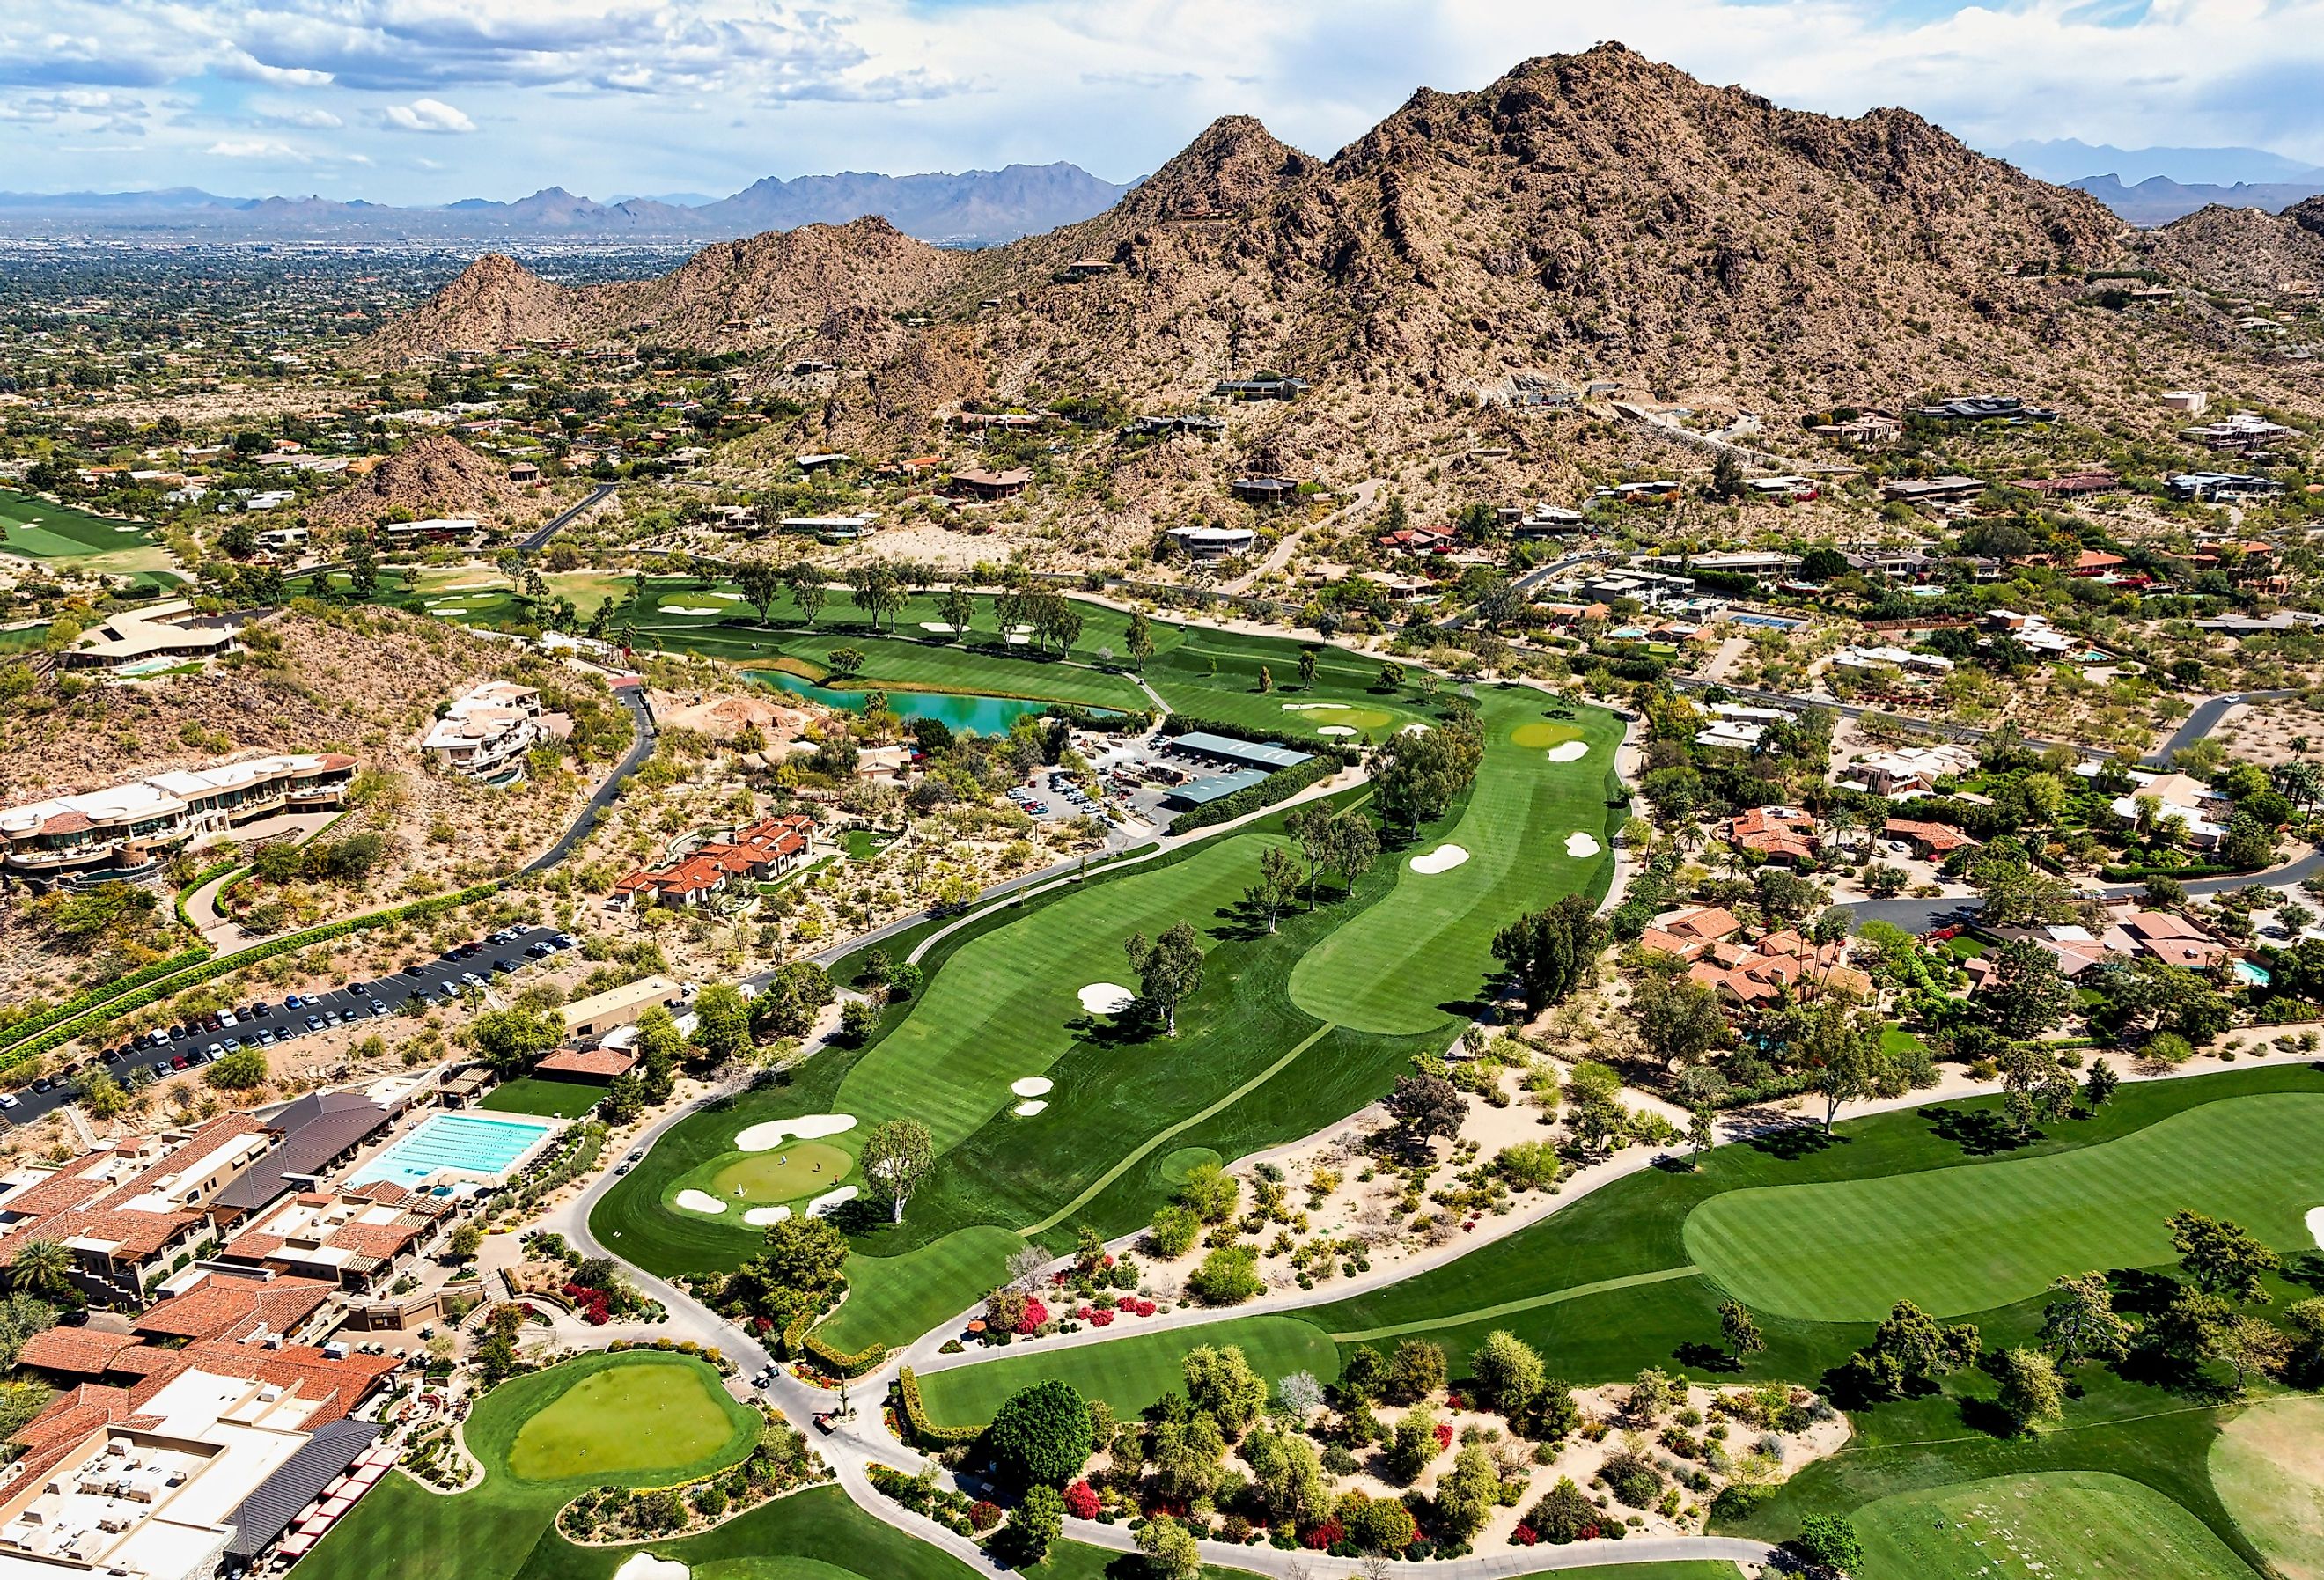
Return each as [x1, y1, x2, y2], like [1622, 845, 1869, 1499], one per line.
[310, 432, 555, 531]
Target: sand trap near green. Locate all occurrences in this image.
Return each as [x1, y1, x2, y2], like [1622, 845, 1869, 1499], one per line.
[2212, 1395, 2324, 1579]
[505, 1358, 746, 1483]
[1684, 1091, 2324, 1321]
[1851, 1470, 2251, 1580]
[705, 1143, 854, 1203]
[1288, 697, 1616, 1035]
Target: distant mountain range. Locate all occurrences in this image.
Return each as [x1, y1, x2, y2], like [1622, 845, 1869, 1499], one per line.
[2068, 173, 2324, 226]
[1992, 138, 2324, 187]
[0, 163, 1134, 248]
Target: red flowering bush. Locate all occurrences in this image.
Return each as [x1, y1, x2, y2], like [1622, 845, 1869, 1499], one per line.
[1433, 1422, 1453, 1451]
[1511, 1525, 1538, 1547]
[1051, 1270, 1070, 1285]
[1015, 1297, 1049, 1335]
[968, 1501, 1004, 1532]
[1063, 1482, 1101, 1520]
[561, 1282, 613, 1325]
[1301, 1518, 1344, 1551]
[1127, 1298, 1157, 1317]
[1088, 1308, 1114, 1327]
[1445, 1392, 1467, 1411]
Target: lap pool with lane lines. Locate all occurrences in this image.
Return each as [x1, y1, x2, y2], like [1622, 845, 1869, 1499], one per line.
[346, 1112, 558, 1188]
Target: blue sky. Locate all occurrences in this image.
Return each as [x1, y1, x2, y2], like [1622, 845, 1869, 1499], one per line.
[0, 0, 2318, 202]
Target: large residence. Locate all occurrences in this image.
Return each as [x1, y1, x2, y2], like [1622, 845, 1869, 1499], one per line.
[609, 813, 815, 910]
[1638, 907, 1874, 1008]
[419, 681, 570, 784]
[0, 754, 358, 886]
[58, 601, 245, 672]
[1166, 525, 1256, 561]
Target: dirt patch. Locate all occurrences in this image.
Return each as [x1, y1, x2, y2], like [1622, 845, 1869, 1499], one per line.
[2213, 1395, 2324, 1579]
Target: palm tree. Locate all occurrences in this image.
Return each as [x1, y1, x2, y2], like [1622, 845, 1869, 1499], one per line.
[8, 1239, 74, 1300]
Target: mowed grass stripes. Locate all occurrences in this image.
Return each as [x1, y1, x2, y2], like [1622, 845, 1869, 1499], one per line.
[1683, 1091, 2324, 1321]
[1287, 694, 1621, 1035]
[834, 832, 1297, 1151]
[915, 1315, 1340, 1427]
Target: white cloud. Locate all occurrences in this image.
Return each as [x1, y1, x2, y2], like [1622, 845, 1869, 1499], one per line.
[203, 136, 308, 159]
[382, 97, 478, 133]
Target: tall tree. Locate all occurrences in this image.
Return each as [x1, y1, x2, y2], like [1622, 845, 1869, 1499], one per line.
[1126, 608, 1155, 670]
[1247, 845, 1301, 934]
[5, 1240, 73, 1301]
[783, 561, 827, 627]
[1800, 1000, 1891, 1134]
[1297, 648, 1318, 690]
[1625, 974, 1726, 1069]
[736, 557, 783, 624]
[2038, 1273, 2131, 1366]
[859, 1119, 935, 1224]
[1982, 939, 2077, 1040]
[1284, 802, 1335, 909]
[1490, 894, 1602, 1011]
[2171, 1210, 2281, 1303]
[938, 584, 974, 642]
[1719, 1299, 1766, 1363]
[1126, 921, 1205, 1034]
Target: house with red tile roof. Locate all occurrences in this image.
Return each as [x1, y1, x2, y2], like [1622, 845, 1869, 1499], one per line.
[1726, 807, 1820, 865]
[1884, 819, 1982, 858]
[217, 1187, 443, 1292]
[0, 1117, 274, 1309]
[533, 1046, 638, 1084]
[610, 812, 814, 910]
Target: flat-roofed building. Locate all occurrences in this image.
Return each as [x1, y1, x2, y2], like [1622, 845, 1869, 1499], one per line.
[561, 975, 689, 1040]
[1166, 525, 1255, 561]
[1, 753, 358, 886]
[420, 680, 570, 784]
[59, 601, 241, 672]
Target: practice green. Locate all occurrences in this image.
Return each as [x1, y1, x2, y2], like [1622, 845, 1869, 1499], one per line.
[505, 1358, 741, 1481]
[481, 1077, 607, 1118]
[1851, 1471, 2254, 1580]
[1685, 1092, 2324, 1321]
[704, 1143, 856, 1202]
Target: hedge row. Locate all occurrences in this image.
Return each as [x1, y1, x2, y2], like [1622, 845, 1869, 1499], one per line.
[783, 1310, 888, 1377]
[2098, 863, 2249, 882]
[0, 945, 214, 1055]
[894, 1366, 982, 1446]
[173, 859, 240, 932]
[0, 881, 501, 1076]
[1167, 754, 1340, 836]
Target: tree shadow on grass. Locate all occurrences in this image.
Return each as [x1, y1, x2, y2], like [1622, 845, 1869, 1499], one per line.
[2284, 1251, 2324, 1293]
[1735, 1120, 1841, 1162]
[1673, 1341, 1745, 1374]
[1923, 1106, 2041, 1157]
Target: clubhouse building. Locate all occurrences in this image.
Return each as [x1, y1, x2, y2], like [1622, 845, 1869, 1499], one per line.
[0, 754, 358, 887]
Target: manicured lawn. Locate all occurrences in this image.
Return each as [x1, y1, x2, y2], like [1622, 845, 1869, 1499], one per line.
[2210, 1396, 2324, 1580]
[916, 1315, 1342, 1428]
[505, 1355, 742, 1481]
[1681, 1091, 2324, 1320]
[1287, 688, 1622, 1034]
[481, 1077, 607, 1118]
[703, 1143, 855, 1202]
[1850, 1470, 2255, 1580]
[0, 488, 180, 584]
[298, 1351, 758, 1580]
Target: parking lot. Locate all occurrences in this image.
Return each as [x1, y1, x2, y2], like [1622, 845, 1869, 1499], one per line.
[1, 924, 575, 1128]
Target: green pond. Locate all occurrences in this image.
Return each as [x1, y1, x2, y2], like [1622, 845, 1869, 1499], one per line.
[746, 670, 1110, 735]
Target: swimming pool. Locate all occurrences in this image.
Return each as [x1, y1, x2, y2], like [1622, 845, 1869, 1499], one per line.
[1727, 613, 1806, 631]
[346, 1112, 557, 1188]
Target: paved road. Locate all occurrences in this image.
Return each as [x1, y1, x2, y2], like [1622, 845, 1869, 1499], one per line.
[518, 483, 616, 554]
[2144, 689, 2297, 768]
[521, 680, 656, 876]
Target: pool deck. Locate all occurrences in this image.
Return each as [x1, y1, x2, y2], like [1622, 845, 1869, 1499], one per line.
[344, 1109, 565, 1190]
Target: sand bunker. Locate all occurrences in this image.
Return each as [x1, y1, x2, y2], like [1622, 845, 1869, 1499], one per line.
[710, 592, 744, 601]
[735, 1114, 857, 1152]
[660, 605, 721, 616]
[1546, 740, 1589, 762]
[1317, 725, 1357, 737]
[2309, 1206, 2324, 1249]
[675, 1189, 727, 1215]
[1014, 1100, 1049, 1117]
[1409, 844, 1470, 874]
[1281, 702, 1331, 711]
[113, 525, 141, 533]
[1005, 634, 1031, 645]
[920, 621, 960, 634]
[614, 1555, 688, 1580]
[1011, 1077, 1055, 1098]
[446, 579, 497, 591]
[805, 1186, 858, 1217]
[744, 1206, 792, 1227]
[1564, 832, 1602, 857]
[1400, 723, 1430, 736]
[1078, 982, 1136, 1015]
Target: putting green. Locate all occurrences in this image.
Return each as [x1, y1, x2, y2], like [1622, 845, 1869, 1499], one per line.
[704, 1143, 855, 1203]
[916, 1315, 1340, 1427]
[1684, 1091, 2324, 1321]
[2212, 1395, 2324, 1578]
[1157, 1146, 1221, 1187]
[1286, 703, 1394, 731]
[1509, 720, 1584, 748]
[505, 1356, 742, 1481]
[1287, 694, 1618, 1034]
[1851, 1471, 2251, 1580]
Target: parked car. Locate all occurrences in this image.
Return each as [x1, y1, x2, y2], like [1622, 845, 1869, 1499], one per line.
[305, 1015, 324, 1033]
[0, 1093, 18, 1111]
[29, 1077, 53, 1094]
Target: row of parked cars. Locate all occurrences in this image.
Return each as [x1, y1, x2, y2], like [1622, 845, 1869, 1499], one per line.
[0, 927, 579, 1113]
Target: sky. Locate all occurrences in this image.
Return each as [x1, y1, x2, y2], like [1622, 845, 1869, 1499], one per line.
[1, 0, 2320, 202]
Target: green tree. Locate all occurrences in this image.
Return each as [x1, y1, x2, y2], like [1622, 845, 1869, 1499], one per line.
[635, 1005, 684, 1101]
[1297, 648, 1318, 690]
[1490, 894, 1602, 1011]
[2171, 1209, 2281, 1302]
[1246, 844, 1300, 934]
[783, 562, 827, 626]
[689, 982, 753, 1063]
[1992, 1347, 2064, 1434]
[859, 1119, 935, 1224]
[1136, 1516, 1201, 1580]
[736, 557, 783, 623]
[467, 1006, 563, 1077]
[2038, 1273, 2130, 1366]
[203, 1046, 269, 1091]
[346, 537, 379, 598]
[1002, 1484, 1063, 1565]
[1842, 1299, 1980, 1398]
[1125, 921, 1204, 1034]
[1982, 938, 2078, 1040]
[1467, 1329, 1545, 1418]
[1182, 1344, 1268, 1437]
[1242, 1428, 1331, 1528]
[1185, 1245, 1261, 1304]
[938, 584, 974, 642]
[448, 1223, 484, 1260]
[1386, 1403, 1438, 1481]
[751, 961, 835, 1039]
[1625, 972, 1726, 1068]
[1126, 608, 1155, 670]
[826, 647, 866, 679]
[1383, 1339, 1446, 1404]
[1800, 1000, 1891, 1133]
[1434, 1443, 1498, 1540]
[1720, 1299, 1766, 1363]
[1791, 1513, 1864, 1576]
[4, 1240, 74, 1301]
[987, 1380, 1093, 1490]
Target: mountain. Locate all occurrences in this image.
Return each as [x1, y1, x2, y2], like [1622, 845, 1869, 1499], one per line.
[2070, 173, 2324, 226]
[0, 165, 1130, 246]
[696, 164, 1133, 246]
[2132, 195, 2324, 298]
[1994, 139, 2324, 187]
[353, 216, 965, 364]
[311, 433, 549, 530]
